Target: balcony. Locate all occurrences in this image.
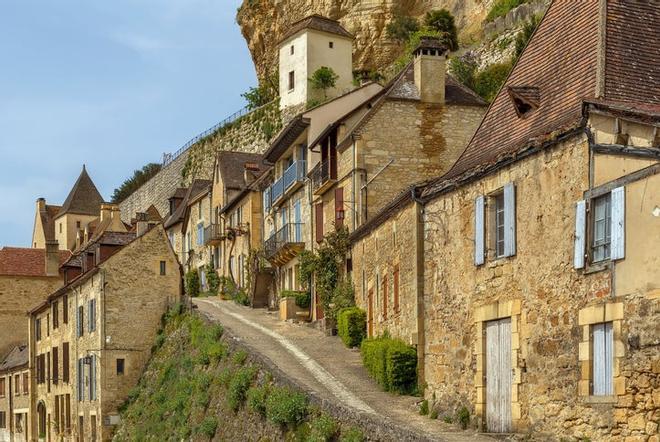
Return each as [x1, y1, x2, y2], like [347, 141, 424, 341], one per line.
[310, 159, 336, 195]
[270, 160, 306, 206]
[264, 223, 305, 266]
[204, 224, 224, 246]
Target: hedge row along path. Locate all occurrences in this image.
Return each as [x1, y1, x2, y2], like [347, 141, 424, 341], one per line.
[193, 298, 495, 441]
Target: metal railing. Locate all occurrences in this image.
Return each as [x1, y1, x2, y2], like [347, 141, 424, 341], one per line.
[161, 99, 278, 167]
[270, 160, 306, 203]
[203, 224, 224, 245]
[264, 223, 304, 259]
[263, 187, 272, 214]
[310, 158, 334, 192]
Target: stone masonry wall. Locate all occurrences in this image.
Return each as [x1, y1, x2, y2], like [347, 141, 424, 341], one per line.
[421, 132, 659, 439]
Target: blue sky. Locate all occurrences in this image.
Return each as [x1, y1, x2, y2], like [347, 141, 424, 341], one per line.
[0, 0, 255, 247]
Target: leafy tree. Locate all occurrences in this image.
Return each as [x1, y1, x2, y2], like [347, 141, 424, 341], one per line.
[309, 66, 339, 99]
[473, 61, 513, 103]
[386, 15, 419, 43]
[111, 163, 162, 204]
[241, 83, 276, 110]
[423, 9, 459, 51]
[514, 14, 541, 59]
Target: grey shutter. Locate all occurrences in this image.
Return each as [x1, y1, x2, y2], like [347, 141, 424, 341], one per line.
[76, 308, 81, 337]
[90, 355, 96, 401]
[474, 195, 485, 265]
[592, 322, 613, 395]
[610, 186, 625, 260]
[574, 200, 586, 269]
[503, 182, 516, 257]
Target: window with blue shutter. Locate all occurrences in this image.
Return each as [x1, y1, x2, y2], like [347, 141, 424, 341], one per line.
[503, 182, 516, 257]
[574, 200, 586, 269]
[90, 355, 96, 401]
[77, 306, 83, 338]
[474, 195, 485, 265]
[610, 186, 625, 260]
[88, 299, 96, 333]
[77, 359, 84, 401]
[592, 322, 613, 396]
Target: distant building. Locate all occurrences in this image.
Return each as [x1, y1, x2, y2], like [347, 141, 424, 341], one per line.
[0, 345, 29, 442]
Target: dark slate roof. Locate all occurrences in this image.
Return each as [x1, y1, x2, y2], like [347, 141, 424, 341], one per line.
[0, 247, 70, 277]
[280, 14, 353, 44]
[217, 151, 266, 190]
[163, 179, 211, 229]
[0, 345, 28, 373]
[58, 166, 105, 217]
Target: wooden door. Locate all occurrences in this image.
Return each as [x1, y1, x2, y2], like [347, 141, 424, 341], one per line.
[367, 289, 374, 337]
[486, 317, 512, 433]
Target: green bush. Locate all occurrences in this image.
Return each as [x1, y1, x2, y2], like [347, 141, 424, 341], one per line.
[339, 427, 365, 442]
[386, 15, 419, 43]
[185, 269, 200, 298]
[196, 416, 218, 439]
[473, 61, 513, 103]
[419, 399, 429, 415]
[457, 406, 470, 429]
[247, 385, 269, 417]
[281, 290, 311, 309]
[486, 0, 528, 22]
[424, 9, 458, 51]
[204, 263, 220, 295]
[360, 336, 417, 394]
[337, 307, 366, 348]
[307, 414, 338, 442]
[265, 387, 308, 426]
[232, 349, 248, 365]
[228, 366, 257, 411]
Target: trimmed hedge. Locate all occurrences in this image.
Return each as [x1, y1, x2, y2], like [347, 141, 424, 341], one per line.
[281, 290, 311, 309]
[337, 308, 366, 348]
[360, 336, 417, 394]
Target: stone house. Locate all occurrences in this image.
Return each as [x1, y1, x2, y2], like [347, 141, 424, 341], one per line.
[0, 345, 29, 442]
[28, 221, 181, 442]
[206, 151, 267, 298]
[31, 166, 105, 252]
[350, 0, 659, 438]
[180, 182, 212, 282]
[0, 246, 69, 359]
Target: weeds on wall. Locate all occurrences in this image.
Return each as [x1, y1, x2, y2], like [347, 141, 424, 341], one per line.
[486, 0, 530, 22]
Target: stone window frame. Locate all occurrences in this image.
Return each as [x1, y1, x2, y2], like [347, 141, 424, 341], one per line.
[473, 299, 523, 431]
[577, 302, 625, 403]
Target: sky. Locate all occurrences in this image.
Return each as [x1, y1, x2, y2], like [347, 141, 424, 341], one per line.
[0, 0, 256, 247]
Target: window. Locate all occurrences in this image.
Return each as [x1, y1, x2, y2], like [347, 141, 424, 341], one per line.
[329, 41, 334, 48]
[494, 193, 505, 258]
[382, 275, 388, 320]
[0, 377, 4, 397]
[52, 300, 59, 329]
[63, 295, 68, 324]
[393, 265, 400, 313]
[59, 223, 62, 234]
[592, 322, 614, 396]
[53, 346, 59, 384]
[290, 45, 294, 55]
[315, 203, 324, 243]
[88, 299, 96, 333]
[22, 372, 28, 394]
[77, 306, 84, 337]
[46, 313, 49, 336]
[116, 358, 125, 375]
[0, 411, 5, 429]
[198, 201, 202, 218]
[160, 261, 166, 276]
[14, 375, 19, 395]
[62, 343, 69, 383]
[77, 359, 84, 401]
[474, 182, 516, 265]
[168, 232, 174, 246]
[46, 352, 50, 392]
[197, 223, 204, 246]
[35, 318, 42, 341]
[592, 193, 612, 262]
[288, 71, 295, 91]
[76, 221, 81, 229]
[89, 355, 97, 401]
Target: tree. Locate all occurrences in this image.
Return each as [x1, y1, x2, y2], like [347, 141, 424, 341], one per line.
[423, 9, 459, 51]
[386, 15, 419, 43]
[241, 83, 276, 110]
[309, 67, 339, 99]
[111, 163, 162, 203]
[449, 53, 478, 90]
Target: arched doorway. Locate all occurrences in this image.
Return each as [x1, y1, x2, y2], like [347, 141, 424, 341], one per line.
[36, 401, 47, 439]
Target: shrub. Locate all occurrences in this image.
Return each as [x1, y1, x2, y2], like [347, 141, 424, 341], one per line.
[309, 67, 339, 99]
[386, 15, 419, 43]
[185, 269, 200, 298]
[196, 416, 218, 439]
[265, 387, 308, 426]
[473, 61, 513, 103]
[307, 414, 338, 442]
[429, 408, 439, 420]
[111, 162, 162, 203]
[486, 0, 528, 22]
[419, 399, 429, 415]
[339, 427, 365, 442]
[204, 263, 220, 296]
[457, 406, 470, 429]
[247, 385, 269, 417]
[281, 290, 311, 309]
[423, 9, 458, 51]
[232, 349, 248, 365]
[228, 366, 257, 411]
[337, 307, 366, 348]
[360, 336, 417, 394]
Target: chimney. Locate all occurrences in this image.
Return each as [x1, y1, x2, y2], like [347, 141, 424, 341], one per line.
[100, 204, 113, 222]
[244, 162, 260, 187]
[135, 212, 149, 237]
[109, 205, 126, 232]
[36, 197, 46, 212]
[45, 240, 60, 276]
[413, 37, 448, 105]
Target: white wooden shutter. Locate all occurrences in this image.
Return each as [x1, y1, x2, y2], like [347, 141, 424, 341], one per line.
[592, 322, 613, 395]
[474, 195, 485, 265]
[610, 186, 625, 260]
[574, 200, 586, 269]
[503, 182, 516, 257]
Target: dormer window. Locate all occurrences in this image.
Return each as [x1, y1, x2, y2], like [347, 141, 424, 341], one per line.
[507, 86, 539, 118]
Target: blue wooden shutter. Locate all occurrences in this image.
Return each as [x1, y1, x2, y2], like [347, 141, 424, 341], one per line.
[76, 308, 81, 337]
[90, 355, 96, 400]
[474, 195, 485, 265]
[503, 182, 516, 257]
[574, 200, 586, 269]
[592, 322, 613, 395]
[610, 186, 625, 260]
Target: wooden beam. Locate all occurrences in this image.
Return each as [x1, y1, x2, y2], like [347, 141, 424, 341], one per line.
[584, 163, 660, 199]
[593, 144, 660, 160]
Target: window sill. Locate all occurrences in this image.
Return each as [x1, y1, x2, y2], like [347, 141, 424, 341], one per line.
[584, 261, 611, 275]
[583, 395, 617, 405]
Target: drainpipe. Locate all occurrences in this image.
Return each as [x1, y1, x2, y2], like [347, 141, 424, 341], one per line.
[410, 186, 426, 387]
[8, 373, 13, 442]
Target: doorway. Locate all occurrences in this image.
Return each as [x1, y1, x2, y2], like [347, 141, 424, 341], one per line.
[486, 317, 512, 432]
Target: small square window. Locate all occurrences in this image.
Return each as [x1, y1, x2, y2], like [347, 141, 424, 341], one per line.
[76, 221, 81, 229]
[288, 71, 295, 91]
[160, 261, 166, 276]
[116, 359, 125, 375]
[290, 45, 294, 55]
[329, 41, 334, 49]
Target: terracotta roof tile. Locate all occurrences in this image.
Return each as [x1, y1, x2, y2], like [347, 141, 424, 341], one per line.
[0, 247, 70, 277]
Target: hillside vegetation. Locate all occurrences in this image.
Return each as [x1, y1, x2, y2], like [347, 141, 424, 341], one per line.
[114, 306, 366, 441]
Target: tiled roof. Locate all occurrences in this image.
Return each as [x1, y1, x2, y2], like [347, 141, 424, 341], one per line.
[217, 151, 265, 190]
[280, 15, 353, 44]
[0, 345, 28, 373]
[163, 179, 211, 229]
[0, 247, 70, 277]
[58, 165, 105, 217]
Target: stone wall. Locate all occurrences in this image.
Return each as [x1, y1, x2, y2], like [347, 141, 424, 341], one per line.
[483, 0, 549, 39]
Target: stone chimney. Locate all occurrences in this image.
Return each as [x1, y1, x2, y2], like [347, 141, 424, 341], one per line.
[100, 204, 113, 222]
[45, 240, 60, 276]
[244, 162, 261, 187]
[36, 197, 46, 212]
[413, 37, 448, 105]
[135, 212, 149, 237]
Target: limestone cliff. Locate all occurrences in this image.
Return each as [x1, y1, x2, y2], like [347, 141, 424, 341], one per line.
[237, 0, 496, 82]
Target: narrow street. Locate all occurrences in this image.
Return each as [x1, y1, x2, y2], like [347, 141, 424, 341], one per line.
[194, 298, 496, 442]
